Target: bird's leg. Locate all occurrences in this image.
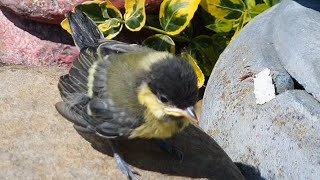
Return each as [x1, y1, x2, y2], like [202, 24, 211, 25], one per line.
[156, 139, 184, 162]
[108, 140, 140, 180]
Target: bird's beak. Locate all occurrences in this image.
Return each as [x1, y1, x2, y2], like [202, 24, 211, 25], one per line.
[164, 106, 198, 124]
[185, 106, 197, 120]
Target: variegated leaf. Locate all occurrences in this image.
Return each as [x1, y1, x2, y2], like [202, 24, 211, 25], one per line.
[100, 1, 123, 20]
[143, 34, 175, 54]
[172, 23, 193, 42]
[263, 0, 280, 7]
[77, 0, 106, 21]
[159, 0, 201, 36]
[124, 0, 146, 31]
[200, 0, 246, 21]
[189, 35, 228, 76]
[98, 18, 123, 39]
[245, 0, 256, 9]
[180, 52, 205, 88]
[249, 3, 269, 18]
[206, 19, 233, 33]
[61, 18, 71, 34]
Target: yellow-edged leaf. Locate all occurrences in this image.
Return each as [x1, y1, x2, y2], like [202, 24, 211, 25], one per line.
[77, 0, 105, 21]
[249, 3, 269, 18]
[60, 0, 123, 40]
[98, 18, 123, 39]
[181, 52, 205, 88]
[82, 0, 102, 5]
[124, 0, 146, 31]
[206, 19, 233, 33]
[159, 0, 201, 36]
[100, 1, 122, 19]
[61, 0, 104, 34]
[200, 0, 246, 21]
[245, 0, 256, 9]
[98, 18, 121, 31]
[230, 10, 248, 43]
[61, 18, 71, 34]
[189, 35, 227, 76]
[263, 0, 280, 7]
[142, 34, 175, 54]
[104, 25, 123, 39]
[99, 1, 123, 39]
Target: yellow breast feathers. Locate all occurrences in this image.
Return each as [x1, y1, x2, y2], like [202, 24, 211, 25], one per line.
[130, 83, 189, 139]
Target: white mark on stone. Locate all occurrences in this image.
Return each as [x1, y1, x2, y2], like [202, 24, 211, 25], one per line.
[254, 68, 275, 105]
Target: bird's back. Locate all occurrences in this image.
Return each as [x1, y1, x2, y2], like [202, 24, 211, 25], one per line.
[56, 10, 147, 138]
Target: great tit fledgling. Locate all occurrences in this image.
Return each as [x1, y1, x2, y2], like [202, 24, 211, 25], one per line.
[56, 10, 198, 180]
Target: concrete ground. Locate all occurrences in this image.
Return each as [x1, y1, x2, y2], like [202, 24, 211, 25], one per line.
[0, 65, 244, 180]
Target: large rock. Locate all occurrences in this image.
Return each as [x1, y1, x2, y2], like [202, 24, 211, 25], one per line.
[0, 9, 78, 66]
[0, 0, 163, 66]
[0, 65, 245, 180]
[200, 0, 320, 179]
[0, 0, 86, 24]
[273, 0, 320, 102]
[0, 0, 163, 24]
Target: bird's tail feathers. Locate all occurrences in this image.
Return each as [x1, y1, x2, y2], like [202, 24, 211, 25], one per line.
[67, 9, 104, 49]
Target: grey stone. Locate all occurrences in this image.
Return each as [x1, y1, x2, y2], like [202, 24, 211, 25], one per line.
[0, 65, 244, 180]
[273, 0, 320, 102]
[200, 0, 320, 179]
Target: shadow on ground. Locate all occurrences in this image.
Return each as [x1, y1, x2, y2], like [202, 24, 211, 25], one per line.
[235, 162, 267, 180]
[78, 125, 245, 180]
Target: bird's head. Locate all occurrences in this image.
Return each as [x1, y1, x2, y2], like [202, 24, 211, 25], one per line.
[137, 56, 199, 123]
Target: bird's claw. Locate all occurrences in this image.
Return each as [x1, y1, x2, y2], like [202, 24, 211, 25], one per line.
[114, 151, 140, 180]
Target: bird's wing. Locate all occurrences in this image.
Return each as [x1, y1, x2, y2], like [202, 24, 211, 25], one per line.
[57, 10, 142, 138]
[56, 48, 138, 138]
[55, 97, 136, 138]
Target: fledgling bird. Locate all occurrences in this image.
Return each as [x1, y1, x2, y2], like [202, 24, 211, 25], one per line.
[55, 9, 198, 180]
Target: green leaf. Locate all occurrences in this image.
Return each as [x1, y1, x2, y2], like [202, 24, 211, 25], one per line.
[206, 19, 233, 33]
[198, 6, 216, 25]
[124, 0, 146, 31]
[98, 18, 121, 31]
[180, 52, 205, 88]
[159, 0, 201, 36]
[245, 0, 256, 9]
[60, 0, 123, 39]
[249, 3, 269, 18]
[172, 23, 193, 42]
[100, 1, 123, 20]
[200, 0, 246, 21]
[143, 34, 175, 54]
[211, 34, 229, 51]
[77, 1, 106, 21]
[189, 35, 227, 76]
[263, 0, 280, 7]
[98, 18, 123, 39]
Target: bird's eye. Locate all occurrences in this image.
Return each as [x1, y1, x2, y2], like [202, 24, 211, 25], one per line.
[159, 95, 169, 103]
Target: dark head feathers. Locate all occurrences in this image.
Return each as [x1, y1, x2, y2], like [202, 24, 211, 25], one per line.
[148, 57, 198, 109]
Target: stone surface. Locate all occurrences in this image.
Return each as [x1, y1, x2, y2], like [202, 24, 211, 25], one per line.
[0, 65, 245, 180]
[0, 0, 163, 25]
[0, 8, 78, 66]
[200, 0, 320, 179]
[0, 0, 163, 66]
[0, 0, 87, 24]
[272, 0, 320, 102]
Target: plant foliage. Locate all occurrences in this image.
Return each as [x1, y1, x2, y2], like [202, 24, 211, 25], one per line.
[61, 0, 279, 86]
